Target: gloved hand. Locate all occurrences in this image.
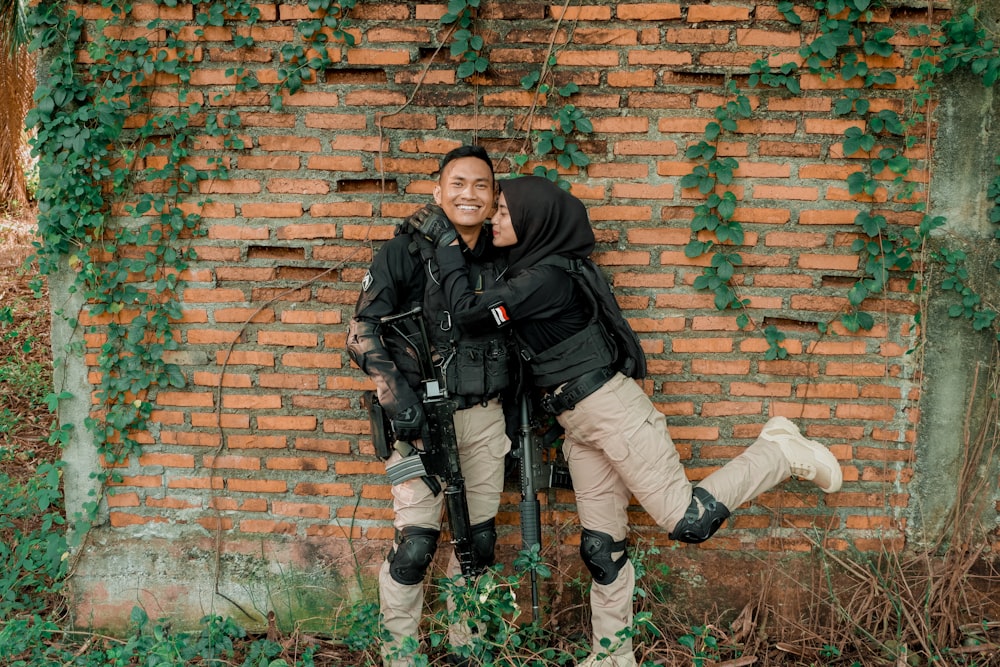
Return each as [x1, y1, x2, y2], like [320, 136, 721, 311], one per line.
[406, 204, 458, 247]
[391, 402, 425, 442]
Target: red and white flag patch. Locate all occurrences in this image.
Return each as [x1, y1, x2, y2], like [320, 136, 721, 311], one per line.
[489, 302, 511, 327]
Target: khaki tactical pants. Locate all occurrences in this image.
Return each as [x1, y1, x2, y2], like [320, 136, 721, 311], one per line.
[379, 399, 510, 667]
[558, 373, 791, 661]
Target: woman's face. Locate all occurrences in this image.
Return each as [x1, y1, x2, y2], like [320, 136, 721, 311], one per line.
[491, 193, 518, 248]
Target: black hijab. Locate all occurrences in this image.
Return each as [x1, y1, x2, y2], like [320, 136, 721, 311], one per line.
[497, 176, 595, 274]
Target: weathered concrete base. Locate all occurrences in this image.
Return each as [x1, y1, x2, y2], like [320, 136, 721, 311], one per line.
[67, 533, 841, 635]
[67, 529, 386, 633]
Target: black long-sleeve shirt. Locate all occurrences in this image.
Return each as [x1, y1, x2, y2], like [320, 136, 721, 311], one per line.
[435, 244, 592, 359]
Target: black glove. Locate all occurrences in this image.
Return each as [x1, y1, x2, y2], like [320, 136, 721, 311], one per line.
[391, 403, 425, 442]
[407, 204, 458, 247]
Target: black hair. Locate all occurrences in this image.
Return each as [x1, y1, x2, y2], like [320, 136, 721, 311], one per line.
[438, 144, 494, 177]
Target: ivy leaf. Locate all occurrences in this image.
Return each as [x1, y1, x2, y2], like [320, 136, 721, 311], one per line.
[847, 282, 869, 306]
[557, 82, 580, 97]
[685, 240, 711, 258]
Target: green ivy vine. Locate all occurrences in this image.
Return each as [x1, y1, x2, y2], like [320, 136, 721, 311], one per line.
[25, 0, 367, 548]
[516, 68, 593, 187]
[442, 0, 489, 79]
[682, 0, 1000, 357]
[275, 0, 356, 106]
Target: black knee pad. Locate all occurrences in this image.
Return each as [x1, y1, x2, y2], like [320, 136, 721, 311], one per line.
[580, 528, 628, 585]
[668, 487, 731, 544]
[470, 518, 497, 572]
[387, 526, 440, 585]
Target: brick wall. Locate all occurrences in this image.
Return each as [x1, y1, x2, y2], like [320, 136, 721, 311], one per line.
[61, 0, 953, 629]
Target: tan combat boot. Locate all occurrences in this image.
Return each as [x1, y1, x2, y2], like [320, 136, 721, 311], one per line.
[760, 416, 843, 493]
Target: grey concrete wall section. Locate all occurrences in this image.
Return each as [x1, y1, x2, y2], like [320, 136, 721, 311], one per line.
[915, 0, 1000, 549]
[67, 532, 375, 633]
[50, 260, 106, 537]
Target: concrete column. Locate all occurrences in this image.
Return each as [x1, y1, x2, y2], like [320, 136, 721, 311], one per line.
[914, 0, 1000, 549]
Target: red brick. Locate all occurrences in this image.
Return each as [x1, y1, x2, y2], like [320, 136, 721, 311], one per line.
[687, 5, 750, 22]
[227, 435, 287, 449]
[228, 479, 287, 494]
[110, 513, 168, 527]
[293, 482, 354, 497]
[197, 517, 235, 531]
[266, 457, 328, 471]
[217, 350, 275, 366]
[167, 476, 225, 490]
[156, 392, 214, 407]
[106, 492, 140, 507]
[272, 501, 330, 519]
[160, 431, 222, 447]
[281, 352, 342, 369]
[331, 460, 381, 476]
[671, 337, 733, 353]
[661, 381, 722, 395]
[239, 519, 296, 534]
[256, 373, 319, 390]
[146, 496, 198, 510]
[138, 453, 195, 468]
[191, 413, 251, 429]
[294, 438, 352, 454]
[701, 401, 764, 417]
[551, 5, 612, 20]
[835, 404, 898, 421]
[825, 362, 889, 377]
[796, 383, 860, 399]
[258, 331, 319, 347]
[241, 203, 304, 218]
[731, 382, 793, 398]
[256, 415, 317, 431]
[613, 3, 678, 19]
[692, 359, 751, 375]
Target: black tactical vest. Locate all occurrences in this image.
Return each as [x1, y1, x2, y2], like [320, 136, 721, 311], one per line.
[408, 232, 512, 405]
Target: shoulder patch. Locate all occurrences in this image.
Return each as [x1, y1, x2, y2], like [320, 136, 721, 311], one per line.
[362, 270, 374, 291]
[489, 301, 511, 327]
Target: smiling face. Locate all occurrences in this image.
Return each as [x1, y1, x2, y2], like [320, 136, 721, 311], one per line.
[490, 193, 518, 248]
[432, 156, 496, 244]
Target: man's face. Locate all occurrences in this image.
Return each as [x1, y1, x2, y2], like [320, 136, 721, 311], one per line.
[432, 156, 496, 233]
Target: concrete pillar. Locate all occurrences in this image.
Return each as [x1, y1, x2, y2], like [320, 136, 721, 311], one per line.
[914, 0, 1000, 549]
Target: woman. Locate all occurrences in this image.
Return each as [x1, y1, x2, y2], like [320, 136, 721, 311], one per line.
[431, 176, 842, 667]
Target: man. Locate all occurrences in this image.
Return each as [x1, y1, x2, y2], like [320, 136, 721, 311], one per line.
[346, 145, 513, 667]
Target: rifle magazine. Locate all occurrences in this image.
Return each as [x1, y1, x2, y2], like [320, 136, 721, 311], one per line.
[386, 453, 429, 486]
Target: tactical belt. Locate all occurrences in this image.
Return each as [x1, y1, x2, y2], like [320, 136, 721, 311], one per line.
[541, 366, 616, 416]
[454, 392, 499, 410]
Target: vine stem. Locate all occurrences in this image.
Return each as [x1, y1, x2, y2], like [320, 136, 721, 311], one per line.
[509, 0, 575, 163]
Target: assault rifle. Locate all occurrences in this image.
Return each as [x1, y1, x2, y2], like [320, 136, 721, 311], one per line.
[378, 306, 479, 578]
[514, 393, 572, 622]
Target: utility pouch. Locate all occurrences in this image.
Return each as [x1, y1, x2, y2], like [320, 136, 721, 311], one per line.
[363, 390, 394, 460]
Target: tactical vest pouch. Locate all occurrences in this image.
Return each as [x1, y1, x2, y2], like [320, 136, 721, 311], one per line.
[525, 321, 615, 388]
[442, 338, 512, 400]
